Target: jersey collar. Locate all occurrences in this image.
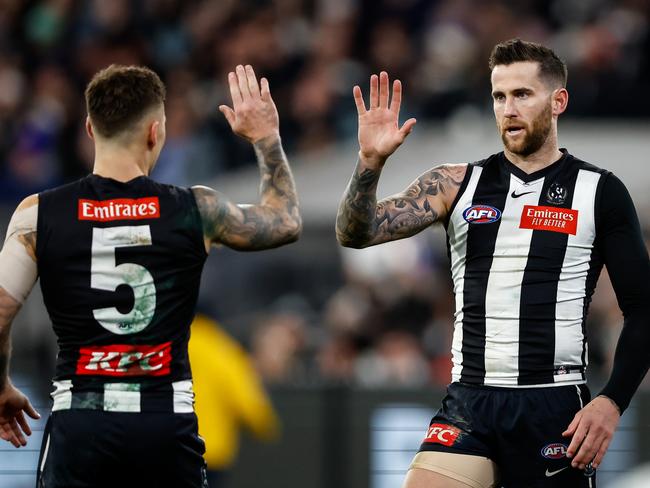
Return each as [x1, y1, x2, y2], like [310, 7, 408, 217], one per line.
[500, 149, 570, 183]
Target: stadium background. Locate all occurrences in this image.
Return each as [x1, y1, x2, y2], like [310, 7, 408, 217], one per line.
[0, 0, 649, 486]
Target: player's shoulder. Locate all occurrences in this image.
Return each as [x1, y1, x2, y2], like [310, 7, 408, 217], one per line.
[564, 152, 611, 177]
[469, 152, 502, 168]
[16, 193, 39, 211]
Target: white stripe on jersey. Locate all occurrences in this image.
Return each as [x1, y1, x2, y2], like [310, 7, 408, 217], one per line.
[483, 174, 544, 385]
[554, 170, 601, 383]
[449, 166, 483, 381]
[172, 380, 194, 413]
[51, 380, 72, 411]
[104, 383, 141, 412]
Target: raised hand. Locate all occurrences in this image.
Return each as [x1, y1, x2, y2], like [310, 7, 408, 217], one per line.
[354, 71, 417, 169]
[0, 382, 40, 448]
[220, 65, 279, 144]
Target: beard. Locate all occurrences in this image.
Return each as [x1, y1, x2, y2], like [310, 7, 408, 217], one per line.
[500, 102, 552, 156]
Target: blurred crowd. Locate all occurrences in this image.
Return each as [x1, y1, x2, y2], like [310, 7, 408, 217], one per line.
[1, 0, 649, 202]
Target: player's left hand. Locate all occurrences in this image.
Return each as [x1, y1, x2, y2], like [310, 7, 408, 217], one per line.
[0, 382, 41, 448]
[562, 395, 620, 471]
[219, 64, 280, 144]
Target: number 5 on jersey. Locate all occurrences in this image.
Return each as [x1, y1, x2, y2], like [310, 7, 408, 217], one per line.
[91, 225, 156, 335]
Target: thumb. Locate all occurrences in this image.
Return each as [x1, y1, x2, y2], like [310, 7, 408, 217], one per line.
[219, 105, 236, 127]
[23, 399, 40, 420]
[399, 118, 417, 138]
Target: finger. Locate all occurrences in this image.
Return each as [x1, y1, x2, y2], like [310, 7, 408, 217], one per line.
[390, 79, 402, 115]
[23, 400, 40, 420]
[16, 411, 31, 437]
[236, 65, 251, 100]
[592, 436, 611, 469]
[8, 419, 26, 446]
[260, 77, 271, 101]
[219, 105, 236, 127]
[227, 72, 243, 108]
[572, 432, 598, 468]
[245, 65, 261, 99]
[353, 85, 367, 114]
[370, 74, 379, 108]
[379, 71, 389, 109]
[399, 118, 417, 138]
[566, 424, 588, 460]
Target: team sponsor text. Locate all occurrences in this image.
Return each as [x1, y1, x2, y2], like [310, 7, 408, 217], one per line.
[76, 342, 171, 377]
[79, 198, 160, 222]
[423, 423, 461, 447]
[520, 205, 578, 235]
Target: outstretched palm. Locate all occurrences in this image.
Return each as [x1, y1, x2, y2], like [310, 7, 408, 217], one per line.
[354, 71, 416, 167]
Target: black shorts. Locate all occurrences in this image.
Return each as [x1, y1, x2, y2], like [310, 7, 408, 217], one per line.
[418, 382, 596, 488]
[36, 410, 207, 488]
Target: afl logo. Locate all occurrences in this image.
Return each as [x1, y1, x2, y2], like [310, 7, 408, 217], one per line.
[463, 205, 502, 224]
[541, 443, 568, 459]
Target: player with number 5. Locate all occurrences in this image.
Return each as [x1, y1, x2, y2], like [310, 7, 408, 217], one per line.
[0, 64, 301, 487]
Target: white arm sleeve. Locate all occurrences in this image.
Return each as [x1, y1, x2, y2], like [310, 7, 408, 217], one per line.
[0, 205, 38, 303]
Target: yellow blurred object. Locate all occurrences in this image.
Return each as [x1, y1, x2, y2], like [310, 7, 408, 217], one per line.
[189, 314, 281, 469]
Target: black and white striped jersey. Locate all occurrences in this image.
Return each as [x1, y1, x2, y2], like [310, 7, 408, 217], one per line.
[447, 150, 611, 387]
[36, 174, 207, 413]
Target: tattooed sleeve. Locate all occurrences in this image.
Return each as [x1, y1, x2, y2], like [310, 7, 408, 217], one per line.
[336, 162, 466, 248]
[193, 135, 301, 251]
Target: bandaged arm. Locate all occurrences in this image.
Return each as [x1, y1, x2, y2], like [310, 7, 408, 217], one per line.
[0, 196, 38, 304]
[0, 195, 39, 391]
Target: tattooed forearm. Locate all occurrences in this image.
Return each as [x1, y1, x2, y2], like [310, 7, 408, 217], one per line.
[335, 162, 382, 248]
[194, 135, 301, 251]
[336, 163, 466, 248]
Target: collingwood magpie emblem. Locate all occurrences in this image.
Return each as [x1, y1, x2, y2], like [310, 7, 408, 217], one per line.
[547, 182, 567, 204]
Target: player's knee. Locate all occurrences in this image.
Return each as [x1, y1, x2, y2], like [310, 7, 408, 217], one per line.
[405, 452, 499, 488]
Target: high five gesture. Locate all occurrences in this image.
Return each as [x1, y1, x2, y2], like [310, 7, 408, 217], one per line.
[354, 71, 417, 169]
[336, 72, 465, 249]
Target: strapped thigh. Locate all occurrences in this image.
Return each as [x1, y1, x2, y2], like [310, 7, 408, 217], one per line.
[409, 451, 499, 488]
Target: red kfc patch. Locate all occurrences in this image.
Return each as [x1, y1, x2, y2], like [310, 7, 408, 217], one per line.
[76, 342, 171, 377]
[423, 423, 461, 447]
[520, 205, 578, 235]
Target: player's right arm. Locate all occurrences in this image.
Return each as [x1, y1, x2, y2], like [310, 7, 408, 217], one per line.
[0, 195, 41, 448]
[336, 71, 466, 248]
[193, 65, 301, 252]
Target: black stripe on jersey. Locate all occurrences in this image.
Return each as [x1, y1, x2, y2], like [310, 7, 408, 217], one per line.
[460, 157, 509, 383]
[517, 162, 579, 385]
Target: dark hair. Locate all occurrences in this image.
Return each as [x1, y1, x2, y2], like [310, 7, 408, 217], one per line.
[85, 65, 166, 138]
[489, 39, 567, 88]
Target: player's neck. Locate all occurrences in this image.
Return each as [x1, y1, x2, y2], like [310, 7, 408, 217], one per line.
[92, 146, 151, 182]
[504, 138, 562, 175]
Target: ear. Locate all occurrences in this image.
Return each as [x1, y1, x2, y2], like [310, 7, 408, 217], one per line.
[85, 117, 95, 140]
[552, 88, 569, 116]
[147, 120, 160, 149]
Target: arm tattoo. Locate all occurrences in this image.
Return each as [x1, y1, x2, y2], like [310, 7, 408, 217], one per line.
[336, 162, 466, 247]
[194, 135, 301, 251]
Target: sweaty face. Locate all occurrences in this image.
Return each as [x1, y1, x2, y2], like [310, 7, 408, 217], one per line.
[491, 62, 555, 157]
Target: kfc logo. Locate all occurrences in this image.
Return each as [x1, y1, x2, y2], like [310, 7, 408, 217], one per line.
[423, 423, 461, 447]
[76, 342, 171, 377]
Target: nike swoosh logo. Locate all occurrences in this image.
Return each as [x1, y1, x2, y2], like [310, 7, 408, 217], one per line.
[545, 467, 569, 477]
[511, 190, 535, 198]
